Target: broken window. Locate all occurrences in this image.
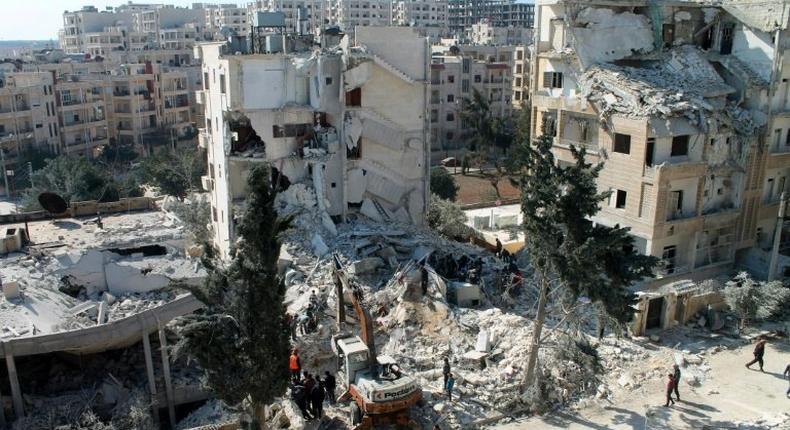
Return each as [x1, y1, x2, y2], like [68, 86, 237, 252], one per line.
[542, 72, 562, 89]
[272, 123, 312, 138]
[720, 24, 734, 55]
[615, 189, 627, 209]
[346, 88, 361, 107]
[671, 135, 689, 157]
[228, 113, 265, 154]
[645, 137, 655, 167]
[662, 246, 677, 273]
[613, 133, 631, 154]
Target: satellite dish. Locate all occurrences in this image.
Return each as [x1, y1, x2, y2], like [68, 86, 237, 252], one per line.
[38, 192, 68, 215]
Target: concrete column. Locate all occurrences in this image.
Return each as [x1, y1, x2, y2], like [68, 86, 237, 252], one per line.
[158, 327, 176, 428]
[4, 352, 23, 420]
[141, 329, 160, 425]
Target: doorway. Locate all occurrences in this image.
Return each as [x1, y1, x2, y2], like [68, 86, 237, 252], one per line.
[646, 297, 664, 330]
[720, 24, 734, 55]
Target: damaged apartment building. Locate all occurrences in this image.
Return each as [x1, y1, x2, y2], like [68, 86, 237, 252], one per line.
[195, 18, 431, 259]
[530, 0, 790, 289]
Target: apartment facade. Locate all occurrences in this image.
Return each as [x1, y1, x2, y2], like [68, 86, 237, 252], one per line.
[468, 21, 531, 46]
[195, 27, 430, 259]
[448, 0, 534, 35]
[531, 0, 790, 282]
[392, 0, 449, 30]
[429, 44, 515, 159]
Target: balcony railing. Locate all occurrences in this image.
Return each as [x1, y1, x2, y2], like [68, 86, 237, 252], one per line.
[666, 209, 697, 222]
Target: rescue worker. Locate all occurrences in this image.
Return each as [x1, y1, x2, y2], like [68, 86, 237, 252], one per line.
[746, 339, 767, 372]
[446, 373, 455, 402]
[290, 381, 312, 420]
[442, 357, 451, 390]
[323, 370, 336, 404]
[494, 238, 502, 257]
[289, 350, 301, 382]
[311, 377, 325, 419]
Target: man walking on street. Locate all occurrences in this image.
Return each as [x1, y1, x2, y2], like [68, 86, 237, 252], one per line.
[442, 357, 451, 390]
[746, 339, 767, 372]
[664, 374, 676, 407]
[446, 373, 455, 402]
[672, 364, 681, 401]
[324, 371, 336, 405]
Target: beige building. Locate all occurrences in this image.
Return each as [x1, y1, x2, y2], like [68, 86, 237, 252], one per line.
[429, 44, 515, 160]
[468, 21, 531, 46]
[195, 27, 430, 259]
[531, 0, 790, 284]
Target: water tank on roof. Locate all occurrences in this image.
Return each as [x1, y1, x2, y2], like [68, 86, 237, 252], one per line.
[253, 11, 286, 28]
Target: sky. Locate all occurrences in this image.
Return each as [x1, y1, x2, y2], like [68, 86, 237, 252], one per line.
[0, 0, 201, 41]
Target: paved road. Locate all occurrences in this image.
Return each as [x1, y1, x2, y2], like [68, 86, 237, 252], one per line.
[495, 342, 789, 429]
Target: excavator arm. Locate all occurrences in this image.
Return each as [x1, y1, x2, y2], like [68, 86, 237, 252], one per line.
[332, 253, 377, 360]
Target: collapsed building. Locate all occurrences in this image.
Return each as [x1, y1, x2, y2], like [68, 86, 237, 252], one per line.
[0, 202, 209, 428]
[195, 24, 431, 259]
[530, 0, 790, 296]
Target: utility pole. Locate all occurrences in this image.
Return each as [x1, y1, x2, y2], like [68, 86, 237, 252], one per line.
[0, 145, 9, 197]
[768, 192, 787, 280]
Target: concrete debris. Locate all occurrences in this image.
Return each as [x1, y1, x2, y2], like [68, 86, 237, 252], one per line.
[571, 7, 654, 67]
[175, 399, 240, 430]
[3, 280, 21, 300]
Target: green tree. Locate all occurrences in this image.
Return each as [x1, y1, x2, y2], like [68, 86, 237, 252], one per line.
[430, 167, 459, 201]
[170, 197, 212, 244]
[22, 156, 142, 210]
[427, 193, 477, 241]
[173, 165, 292, 426]
[511, 130, 657, 391]
[138, 149, 205, 199]
[724, 272, 790, 330]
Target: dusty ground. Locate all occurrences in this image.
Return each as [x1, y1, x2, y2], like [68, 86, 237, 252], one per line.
[495, 330, 790, 430]
[451, 172, 520, 206]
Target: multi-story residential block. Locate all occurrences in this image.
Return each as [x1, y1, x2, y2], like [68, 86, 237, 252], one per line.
[54, 75, 111, 158]
[448, 0, 534, 36]
[195, 27, 430, 259]
[392, 0, 449, 31]
[511, 44, 529, 107]
[248, 0, 326, 35]
[468, 21, 531, 46]
[0, 73, 59, 193]
[429, 44, 514, 160]
[530, 0, 790, 286]
[327, 0, 393, 31]
[205, 3, 251, 36]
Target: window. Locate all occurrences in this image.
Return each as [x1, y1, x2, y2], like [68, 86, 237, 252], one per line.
[325, 77, 333, 85]
[462, 59, 470, 73]
[515, 91, 521, 101]
[671, 135, 689, 156]
[670, 190, 683, 213]
[775, 129, 782, 147]
[346, 88, 362, 106]
[446, 131, 454, 140]
[461, 79, 470, 93]
[203, 72, 209, 90]
[615, 189, 627, 209]
[613, 133, 631, 154]
[516, 64, 523, 74]
[220, 74, 226, 94]
[35, 123, 42, 129]
[662, 246, 677, 273]
[430, 109, 438, 123]
[447, 94, 454, 103]
[474, 74, 481, 83]
[542, 71, 563, 89]
[446, 113, 454, 121]
[212, 205, 217, 221]
[645, 137, 655, 166]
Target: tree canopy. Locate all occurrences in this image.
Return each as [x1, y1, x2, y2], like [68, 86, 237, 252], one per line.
[430, 167, 459, 201]
[174, 165, 292, 422]
[137, 149, 205, 199]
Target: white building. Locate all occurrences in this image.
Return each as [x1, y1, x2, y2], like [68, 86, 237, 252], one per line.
[392, 0, 449, 31]
[195, 27, 431, 258]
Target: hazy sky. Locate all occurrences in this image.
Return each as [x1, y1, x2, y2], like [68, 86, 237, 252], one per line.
[0, 0, 201, 41]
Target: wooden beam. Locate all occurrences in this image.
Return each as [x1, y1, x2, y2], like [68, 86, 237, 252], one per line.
[4, 353, 23, 420]
[158, 327, 176, 428]
[140, 327, 160, 425]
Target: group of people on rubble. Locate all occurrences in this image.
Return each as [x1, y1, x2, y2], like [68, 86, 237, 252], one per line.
[286, 290, 322, 340]
[288, 349, 337, 420]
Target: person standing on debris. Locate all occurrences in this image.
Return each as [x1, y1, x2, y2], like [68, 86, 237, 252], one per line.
[664, 373, 676, 407]
[289, 350, 302, 382]
[311, 377, 326, 419]
[324, 371, 336, 404]
[672, 364, 681, 401]
[446, 373, 455, 402]
[298, 312, 311, 335]
[442, 357, 451, 390]
[286, 313, 298, 341]
[495, 238, 503, 257]
[745, 339, 767, 372]
[291, 381, 312, 420]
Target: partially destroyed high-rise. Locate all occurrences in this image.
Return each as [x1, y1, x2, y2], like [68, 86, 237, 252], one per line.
[195, 24, 431, 259]
[531, 0, 790, 282]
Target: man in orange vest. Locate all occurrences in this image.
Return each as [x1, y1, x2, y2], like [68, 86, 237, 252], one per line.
[289, 350, 302, 382]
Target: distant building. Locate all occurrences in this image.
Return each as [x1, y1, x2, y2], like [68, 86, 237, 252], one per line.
[448, 0, 534, 36]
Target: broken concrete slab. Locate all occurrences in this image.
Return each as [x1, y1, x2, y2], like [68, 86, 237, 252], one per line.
[2, 280, 20, 300]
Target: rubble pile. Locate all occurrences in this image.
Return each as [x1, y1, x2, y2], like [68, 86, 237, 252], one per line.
[174, 400, 240, 430]
[55, 290, 178, 331]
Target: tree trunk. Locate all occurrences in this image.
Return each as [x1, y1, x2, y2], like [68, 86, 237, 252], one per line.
[523, 273, 549, 389]
[252, 402, 269, 430]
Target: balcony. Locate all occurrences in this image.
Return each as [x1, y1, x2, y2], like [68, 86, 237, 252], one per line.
[553, 137, 598, 154]
[201, 175, 214, 191]
[198, 129, 209, 149]
[666, 208, 697, 222]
